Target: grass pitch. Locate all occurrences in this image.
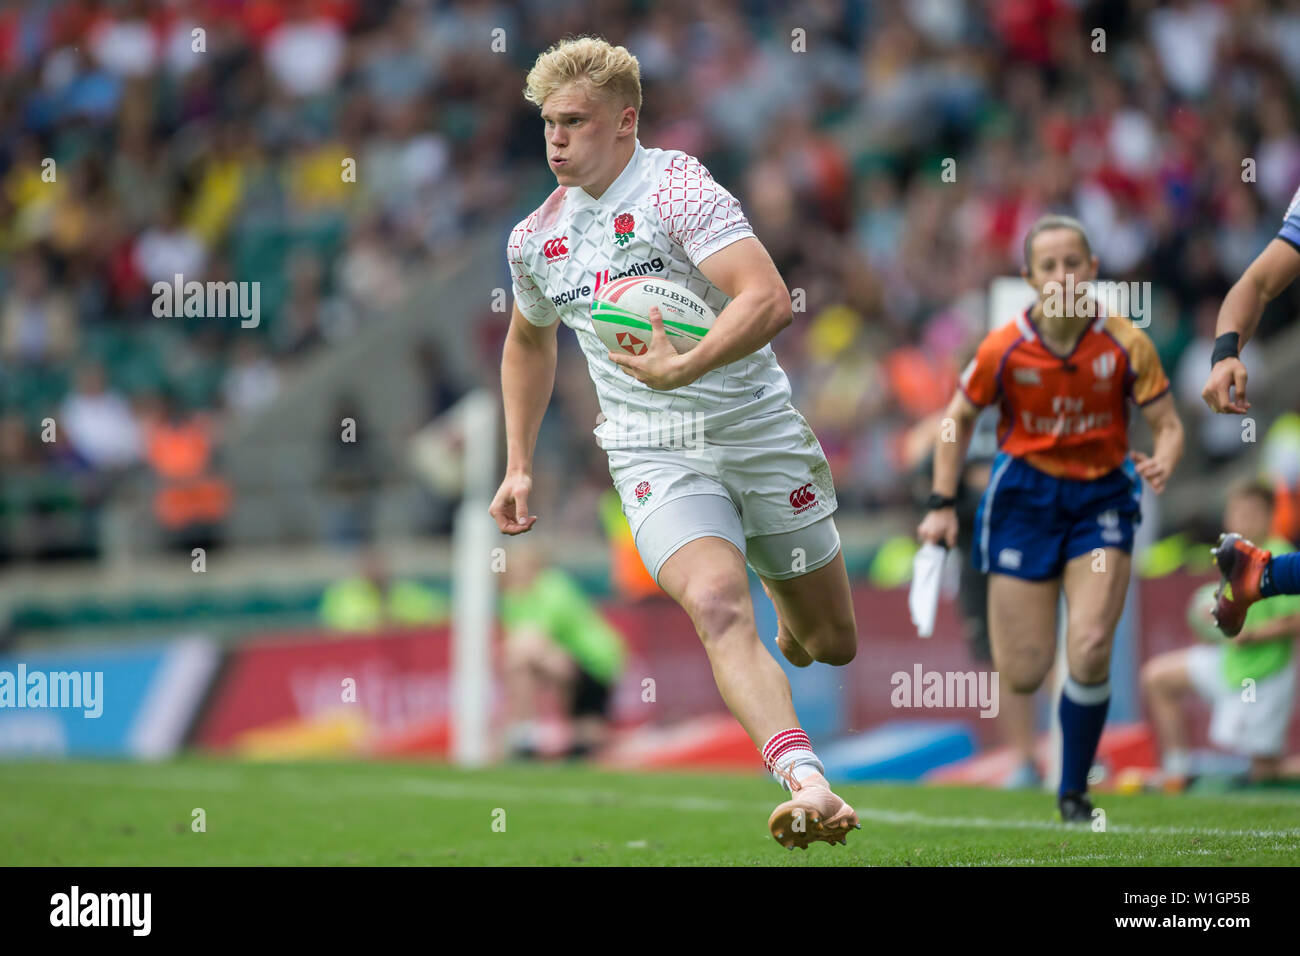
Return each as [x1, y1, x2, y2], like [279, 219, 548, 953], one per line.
[3, 758, 1300, 866]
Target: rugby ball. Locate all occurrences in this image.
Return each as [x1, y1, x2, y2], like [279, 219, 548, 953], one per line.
[590, 277, 715, 356]
[1187, 581, 1226, 643]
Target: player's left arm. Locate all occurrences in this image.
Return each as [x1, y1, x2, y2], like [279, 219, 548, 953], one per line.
[608, 237, 790, 389]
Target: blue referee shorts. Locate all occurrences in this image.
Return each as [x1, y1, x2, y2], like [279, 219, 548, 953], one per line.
[973, 452, 1142, 581]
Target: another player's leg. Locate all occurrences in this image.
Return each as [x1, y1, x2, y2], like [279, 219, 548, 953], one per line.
[655, 533, 859, 848]
[502, 628, 574, 759]
[997, 686, 1044, 789]
[1058, 547, 1130, 821]
[1212, 533, 1274, 636]
[1139, 648, 1198, 790]
[755, 526, 857, 667]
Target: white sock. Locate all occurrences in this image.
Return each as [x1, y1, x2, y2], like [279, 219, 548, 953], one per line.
[761, 728, 825, 790]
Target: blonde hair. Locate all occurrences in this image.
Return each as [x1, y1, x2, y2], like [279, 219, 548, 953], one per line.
[524, 36, 642, 119]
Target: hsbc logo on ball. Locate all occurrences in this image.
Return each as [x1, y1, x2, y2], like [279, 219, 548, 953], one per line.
[789, 483, 818, 514]
[543, 236, 569, 263]
[615, 331, 647, 355]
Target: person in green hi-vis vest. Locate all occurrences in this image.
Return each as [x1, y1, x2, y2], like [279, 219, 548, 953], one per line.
[500, 540, 627, 760]
[319, 548, 450, 632]
[1143, 480, 1300, 789]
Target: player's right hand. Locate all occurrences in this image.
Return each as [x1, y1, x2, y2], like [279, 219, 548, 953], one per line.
[1201, 356, 1249, 414]
[917, 508, 958, 548]
[489, 472, 538, 535]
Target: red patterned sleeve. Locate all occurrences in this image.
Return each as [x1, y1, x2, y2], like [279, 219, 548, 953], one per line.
[507, 215, 560, 327]
[654, 154, 755, 265]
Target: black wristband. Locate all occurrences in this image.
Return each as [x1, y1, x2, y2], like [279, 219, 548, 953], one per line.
[1211, 332, 1240, 368]
[925, 492, 956, 511]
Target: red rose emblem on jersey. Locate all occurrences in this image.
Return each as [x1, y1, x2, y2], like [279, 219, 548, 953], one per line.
[613, 213, 635, 247]
[634, 480, 651, 504]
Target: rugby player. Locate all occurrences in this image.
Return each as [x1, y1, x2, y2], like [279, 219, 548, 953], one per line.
[490, 36, 859, 848]
[918, 215, 1185, 821]
[1201, 184, 1300, 635]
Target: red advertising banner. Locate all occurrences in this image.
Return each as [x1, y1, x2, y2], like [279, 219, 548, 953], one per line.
[193, 575, 1299, 757]
[195, 627, 453, 749]
[194, 601, 728, 751]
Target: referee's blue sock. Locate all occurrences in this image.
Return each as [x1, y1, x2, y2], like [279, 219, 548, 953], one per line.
[1260, 552, 1300, 597]
[1058, 675, 1110, 797]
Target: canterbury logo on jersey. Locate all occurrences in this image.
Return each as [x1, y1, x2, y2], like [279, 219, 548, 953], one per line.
[543, 237, 569, 260]
[789, 483, 818, 513]
[1092, 352, 1117, 379]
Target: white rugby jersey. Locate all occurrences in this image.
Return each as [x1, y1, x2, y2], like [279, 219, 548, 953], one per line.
[507, 139, 792, 449]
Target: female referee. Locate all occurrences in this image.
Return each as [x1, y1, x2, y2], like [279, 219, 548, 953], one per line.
[917, 214, 1184, 822]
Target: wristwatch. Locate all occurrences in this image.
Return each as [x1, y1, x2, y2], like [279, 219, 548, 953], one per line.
[925, 493, 957, 511]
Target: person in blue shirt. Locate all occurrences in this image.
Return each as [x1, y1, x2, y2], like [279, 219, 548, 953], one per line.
[1202, 184, 1300, 635]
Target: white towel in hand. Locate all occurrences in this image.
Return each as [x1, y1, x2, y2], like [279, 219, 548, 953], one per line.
[909, 542, 948, 638]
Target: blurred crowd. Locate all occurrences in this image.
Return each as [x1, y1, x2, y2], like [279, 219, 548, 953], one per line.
[4, 0, 1300, 560]
[0, 0, 486, 558]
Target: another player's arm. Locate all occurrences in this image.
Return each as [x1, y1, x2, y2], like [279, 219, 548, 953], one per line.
[1130, 392, 1183, 495]
[1203, 239, 1300, 414]
[490, 300, 559, 534]
[917, 389, 981, 547]
[608, 237, 791, 390]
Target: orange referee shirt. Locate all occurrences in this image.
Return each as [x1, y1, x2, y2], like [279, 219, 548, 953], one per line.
[958, 309, 1170, 480]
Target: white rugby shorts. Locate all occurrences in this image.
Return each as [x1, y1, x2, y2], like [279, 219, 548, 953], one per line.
[605, 403, 840, 582]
